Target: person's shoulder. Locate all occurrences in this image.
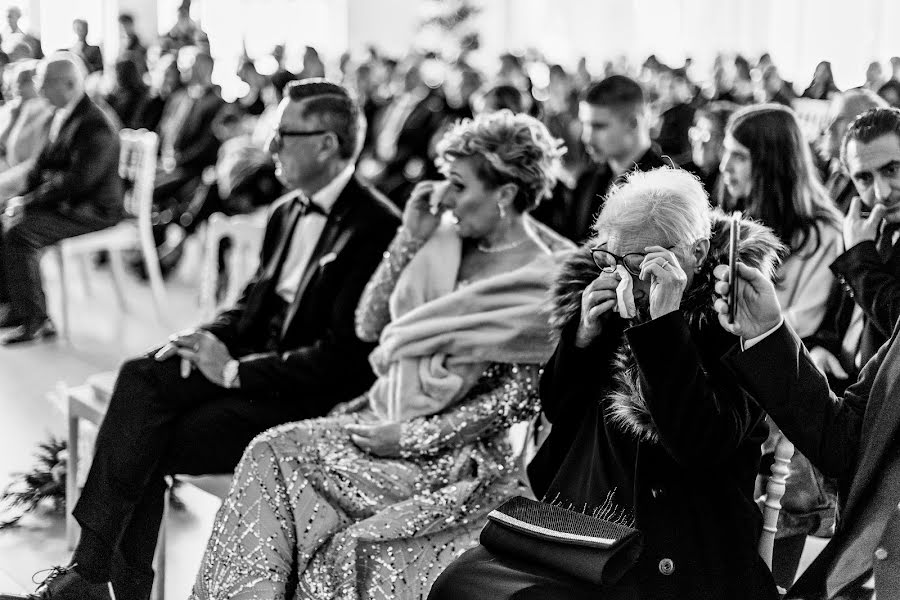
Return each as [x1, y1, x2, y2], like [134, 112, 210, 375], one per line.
[345, 176, 401, 224]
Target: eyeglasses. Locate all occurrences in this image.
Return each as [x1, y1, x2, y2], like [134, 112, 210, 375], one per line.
[590, 245, 676, 276]
[271, 128, 331, 147]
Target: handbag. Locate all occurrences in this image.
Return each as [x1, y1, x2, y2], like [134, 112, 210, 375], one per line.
[480, 495, 643, 587]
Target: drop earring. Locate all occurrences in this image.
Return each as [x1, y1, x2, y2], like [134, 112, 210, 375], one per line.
[498, 202, 507, 219]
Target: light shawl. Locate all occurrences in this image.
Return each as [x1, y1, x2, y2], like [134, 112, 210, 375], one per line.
[368, 213, 571, 422]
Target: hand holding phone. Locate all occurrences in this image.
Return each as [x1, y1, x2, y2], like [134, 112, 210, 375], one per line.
[727, 212, 741, 324]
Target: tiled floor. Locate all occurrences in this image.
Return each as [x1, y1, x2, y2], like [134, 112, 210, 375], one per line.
[0, 245, 830, 596]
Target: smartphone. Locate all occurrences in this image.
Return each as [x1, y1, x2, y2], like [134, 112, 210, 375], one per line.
[728, 212, 741, 324]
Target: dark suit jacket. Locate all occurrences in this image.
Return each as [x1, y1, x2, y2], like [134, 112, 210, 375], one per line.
[202, 175, 401, 415]
[73, 42, 104, 74]
[562, 149, 669, 243]
[160, 86, 225, 172]
[831, 237, 900, 368]
[24, 94, 122, 225]
[727, 322, 900, 599]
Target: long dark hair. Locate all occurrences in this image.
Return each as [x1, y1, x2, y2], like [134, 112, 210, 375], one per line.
[724, 103, 840, 254]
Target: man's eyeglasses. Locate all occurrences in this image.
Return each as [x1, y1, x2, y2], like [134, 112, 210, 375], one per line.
[272, 128, 331, 147]
[590, 246, 676, 277]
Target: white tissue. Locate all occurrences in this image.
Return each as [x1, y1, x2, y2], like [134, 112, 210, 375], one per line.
[615, 265, 636, 319]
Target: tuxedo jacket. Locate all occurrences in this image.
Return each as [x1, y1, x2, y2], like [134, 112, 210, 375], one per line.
[23, 94, 123, 225]
[727, 322, 900, 599]
[202, 176, 401, 413]
[159, 86, 225, 172]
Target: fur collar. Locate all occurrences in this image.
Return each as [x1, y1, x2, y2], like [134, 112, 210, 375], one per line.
[548, 210, 784, 443]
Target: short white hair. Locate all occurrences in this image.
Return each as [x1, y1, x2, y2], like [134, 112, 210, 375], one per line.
[593, 167, 711, 245]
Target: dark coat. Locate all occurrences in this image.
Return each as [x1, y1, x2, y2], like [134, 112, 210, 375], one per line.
[561, 149, 669, 243]
[527, 213, 782, 599]
[726, 314, 900, 600]
[24, 94, 123, 226]
[160, 86, 225, 172]
[201, 176, 400, 415]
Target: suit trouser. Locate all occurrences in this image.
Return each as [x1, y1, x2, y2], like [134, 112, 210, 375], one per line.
[72, 354, 313, 600]
[0, 207, 110, 319]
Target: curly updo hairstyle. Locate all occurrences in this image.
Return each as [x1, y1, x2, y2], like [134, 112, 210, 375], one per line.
[435, 109, 565, 213]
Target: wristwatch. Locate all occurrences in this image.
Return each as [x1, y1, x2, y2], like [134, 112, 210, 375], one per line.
[223, 359, 241, 389]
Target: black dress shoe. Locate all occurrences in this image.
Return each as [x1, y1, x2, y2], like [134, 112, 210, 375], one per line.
[1, 319, 57, 345]
[0, 565, 111, 600]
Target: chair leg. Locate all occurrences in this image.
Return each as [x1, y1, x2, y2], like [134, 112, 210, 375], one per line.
[65, 386, 80, 550]
[141, 246, 168, 327]
[78, 254, 92, 297]
[150, 482, 169, 600]
[108, 250, 129, 312]
[55, 247, 69, 339]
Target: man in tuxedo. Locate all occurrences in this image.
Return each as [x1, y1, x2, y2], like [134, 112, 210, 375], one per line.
[0, 53, 122, 344]
[152, 50, 225, 269]
[713, 261, 900, 599]
[4, 79, 400, 600]
[560, 75, 667, 242]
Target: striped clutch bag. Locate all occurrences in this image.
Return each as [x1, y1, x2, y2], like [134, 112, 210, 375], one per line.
[481, 495, 643, 586]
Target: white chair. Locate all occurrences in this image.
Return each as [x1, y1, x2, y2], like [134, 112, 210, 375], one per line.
[53, 129, 167, 337]
[198, 210, 266, 319]
[759, 433, 795, 571]
[60, 373, 231, 600]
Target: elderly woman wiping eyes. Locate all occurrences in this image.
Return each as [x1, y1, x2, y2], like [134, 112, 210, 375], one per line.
[430, 167, 786, 600]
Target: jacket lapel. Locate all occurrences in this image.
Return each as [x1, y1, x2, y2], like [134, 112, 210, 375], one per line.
[842, 329, 900, 518]
[279, 178, 358, 338]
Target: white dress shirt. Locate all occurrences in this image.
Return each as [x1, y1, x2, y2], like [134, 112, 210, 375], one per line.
[48, 93, 82, 143]
[276, 164, 355, 303]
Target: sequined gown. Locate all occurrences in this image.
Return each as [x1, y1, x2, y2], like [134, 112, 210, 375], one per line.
[190, 229, 543, 600]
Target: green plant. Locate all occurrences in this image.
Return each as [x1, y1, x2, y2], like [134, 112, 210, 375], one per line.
[0, 436, 68, 530]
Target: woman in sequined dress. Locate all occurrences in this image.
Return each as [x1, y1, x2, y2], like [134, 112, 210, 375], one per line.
[190, 110, 574, 600]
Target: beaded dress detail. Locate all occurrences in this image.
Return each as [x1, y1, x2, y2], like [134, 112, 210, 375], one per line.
[190, 227, 545, 600]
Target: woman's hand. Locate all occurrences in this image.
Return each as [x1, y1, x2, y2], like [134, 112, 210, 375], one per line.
[641, 246, 687, 320]
[575, 271, 619, 348]
[712, 263, 783, 339]
[401, 180, 450, 241]
[345, 422, 403, 457]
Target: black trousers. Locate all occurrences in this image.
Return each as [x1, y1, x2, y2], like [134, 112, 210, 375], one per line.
[72, 354, 314, 597]
[0, 207, 111, 320]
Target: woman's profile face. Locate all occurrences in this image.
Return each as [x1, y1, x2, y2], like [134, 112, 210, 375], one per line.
[442, 156, 505, 241]
[720, 133, 753, 199]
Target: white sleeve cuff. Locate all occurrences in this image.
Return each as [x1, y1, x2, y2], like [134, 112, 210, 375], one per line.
[740, 317, 785, 351]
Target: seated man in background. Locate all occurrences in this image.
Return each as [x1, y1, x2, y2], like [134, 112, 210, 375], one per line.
[818, 89, 887, 215]
[814, 107, 900, 390]
[0, 79, 400, 600]
[69, 19, 103, 75]
[152, 49, 224, 272]
[0, 59, 53, 201]
[560, 74, 667, 242]
[0, 53, 122, 344]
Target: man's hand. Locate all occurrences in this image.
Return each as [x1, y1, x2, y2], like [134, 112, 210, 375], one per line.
[641, 245, 687, 320]
[844, 196, 887, 250]
[575, 271, 619, 348]
[156, 329, 234, 387]
[809, 346, 849, 380]
[345, 422, 403, 457]
[712, 263, 783, 340]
